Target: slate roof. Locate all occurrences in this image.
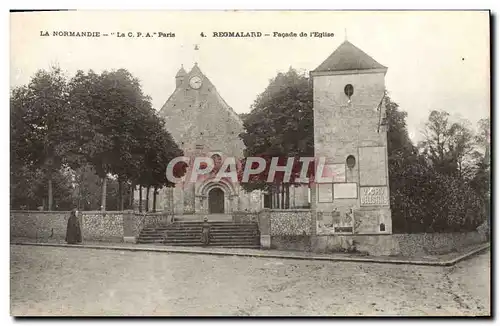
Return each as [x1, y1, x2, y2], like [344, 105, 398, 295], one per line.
[313, 40, 387, 72]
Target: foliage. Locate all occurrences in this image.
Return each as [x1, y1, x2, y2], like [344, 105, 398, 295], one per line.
[10, 66, 78, 210]
[239, 68, 314, 205]
[390, 107, 489, 233]
[11, 67, 183, 211]
[418, 110, 476, 176]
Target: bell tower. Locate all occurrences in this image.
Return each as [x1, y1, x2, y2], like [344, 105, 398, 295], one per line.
[310, 40, 392, 235]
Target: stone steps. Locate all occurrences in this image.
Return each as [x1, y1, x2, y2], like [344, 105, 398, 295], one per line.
[137, 221, 261, 248]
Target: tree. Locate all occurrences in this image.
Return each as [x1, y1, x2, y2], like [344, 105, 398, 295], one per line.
[67, 68, 178, 211]
[385, 101, 486, 233]
[384, 95, 421, 232]
[418, 110, 475, 177]
[239, 68, 314, 207]
[73, 164, 103, 210]
[469, 117, 491, 226]
[10, 66, 79, 210]
[135, 114, 183, 212]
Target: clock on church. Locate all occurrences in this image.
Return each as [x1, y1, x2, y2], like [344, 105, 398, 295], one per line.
[189, 76, 202, 89]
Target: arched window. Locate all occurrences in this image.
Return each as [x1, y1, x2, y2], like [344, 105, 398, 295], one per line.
[346, 155, 356, 169]
[344, 84, 354, 100]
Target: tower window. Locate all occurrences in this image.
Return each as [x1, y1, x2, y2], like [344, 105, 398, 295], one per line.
[344, 84, 354, 99]
[346, 155, 356, 169]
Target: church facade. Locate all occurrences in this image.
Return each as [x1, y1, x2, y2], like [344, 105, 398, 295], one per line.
[135, 39, 391, 235]
[135, 63, 309, 217]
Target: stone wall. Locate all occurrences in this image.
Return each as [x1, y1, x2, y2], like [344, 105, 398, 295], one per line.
[11, 210, 174, 243]
[81, 212, 123, 242]
[10, 211, 69, 240]
[269, 232, 488, 256]
[393, 232, 488, 256]
[232, 211, 259, 223]
[269, 209, 312, 236]
[10, 211, 125, 242]
[262, 208, 488, 256]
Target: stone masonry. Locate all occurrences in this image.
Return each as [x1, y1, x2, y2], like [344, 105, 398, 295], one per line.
[310, 40, 392, 236]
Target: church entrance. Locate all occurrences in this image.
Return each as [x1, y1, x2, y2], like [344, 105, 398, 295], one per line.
[208, 188, 225, 214]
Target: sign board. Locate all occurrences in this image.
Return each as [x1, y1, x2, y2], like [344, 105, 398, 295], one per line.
[317, 183, 333, 203]
[360, 186, 389, 206]
[359, 146, 387, 186]
[334, 226, 353, 233]
[333, 183, 357, 199]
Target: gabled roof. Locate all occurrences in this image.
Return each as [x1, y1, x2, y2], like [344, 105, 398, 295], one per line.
[313, 40, 387, 73]
[158, 64, 244, 150]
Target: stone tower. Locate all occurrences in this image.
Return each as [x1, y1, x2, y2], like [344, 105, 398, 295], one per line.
[310, 40, 392, 235]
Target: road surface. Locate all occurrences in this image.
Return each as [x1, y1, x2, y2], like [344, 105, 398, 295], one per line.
[10, 245, 490, 316]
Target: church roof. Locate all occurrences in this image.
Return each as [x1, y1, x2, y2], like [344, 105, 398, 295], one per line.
[313, 40, 386, 73]
[175, 65, 187, 77]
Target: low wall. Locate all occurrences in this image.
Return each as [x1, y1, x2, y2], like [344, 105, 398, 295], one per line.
[259, 209, 488, 256]
[269, 209, 312, 235]
[10, 211, 125, 242]
[269, 232, 487, 256]
[10, 210, 171, 243]
[232, 212, 259, 223]
[10, 211, 69, 240]
[81, 212, 124, 242]
[393, 232, 487, 256]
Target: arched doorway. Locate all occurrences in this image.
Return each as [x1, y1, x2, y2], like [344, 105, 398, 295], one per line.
[208, 188, 224, 214]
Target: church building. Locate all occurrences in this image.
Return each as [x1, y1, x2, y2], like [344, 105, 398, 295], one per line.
[135, 63, 309, 219]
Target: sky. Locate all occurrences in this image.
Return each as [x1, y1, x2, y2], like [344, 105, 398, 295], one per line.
[10, 10, 490, 142]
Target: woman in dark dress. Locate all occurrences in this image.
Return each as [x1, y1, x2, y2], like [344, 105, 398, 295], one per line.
[65, 209, 82, 244]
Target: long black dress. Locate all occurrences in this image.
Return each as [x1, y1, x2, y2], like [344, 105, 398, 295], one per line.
[65, 211, 82, 244]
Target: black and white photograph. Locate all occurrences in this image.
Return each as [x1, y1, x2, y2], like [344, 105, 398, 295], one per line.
[9, 9, 491, 316]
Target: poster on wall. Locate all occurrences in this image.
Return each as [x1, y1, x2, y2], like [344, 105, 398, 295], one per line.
[333, 183, 358, 199]
[317, 183, 334, 203]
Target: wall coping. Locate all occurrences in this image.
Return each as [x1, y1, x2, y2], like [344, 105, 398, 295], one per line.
[11, 210, 125, 214]
[11, 210, 71, 214]
[392, 231, 482, 236]
[267, 209, 312, 213]
[233, 211, 259, 214]
[133, 212, 168, 216]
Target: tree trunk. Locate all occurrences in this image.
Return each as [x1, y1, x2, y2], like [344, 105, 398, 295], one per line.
[101, 176, 107, 211]
[118, 179, 125, 211]
[153, 186, 158, 212]
[275, 184, 280, 209]
[77, 175, 82, 211]
[139, 185, 143, 213]
[47, 173, 53, 211]
[129, 183, 134, 209]
[285, 184, 290, 209]
[281, 183, 285, 209]
[145, 186, 150, 212]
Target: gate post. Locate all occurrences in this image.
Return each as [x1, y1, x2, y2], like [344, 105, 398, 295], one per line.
[122, 210, 137, 243]
[259, 209, 271, 249]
